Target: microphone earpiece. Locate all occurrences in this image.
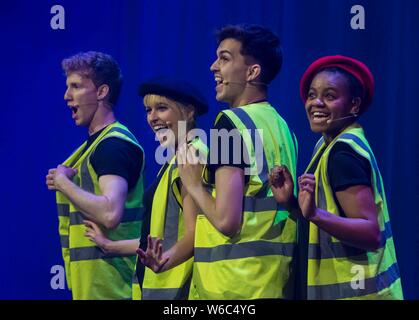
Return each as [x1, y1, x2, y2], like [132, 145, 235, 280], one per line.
[326, 113, 358, 124]
[221, 80, 267, 86]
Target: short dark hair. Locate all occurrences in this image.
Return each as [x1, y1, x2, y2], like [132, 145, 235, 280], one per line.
[216, 24, 282, 84]
[62, 51, 122, 106]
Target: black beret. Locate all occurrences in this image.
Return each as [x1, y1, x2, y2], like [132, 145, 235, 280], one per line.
[139, 77, 208, 115]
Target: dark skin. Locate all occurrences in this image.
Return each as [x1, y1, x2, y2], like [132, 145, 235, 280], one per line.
[269, 71, 381, 252]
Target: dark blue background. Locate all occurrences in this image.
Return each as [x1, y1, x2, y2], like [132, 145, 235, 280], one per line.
[1, 0, 418, 299]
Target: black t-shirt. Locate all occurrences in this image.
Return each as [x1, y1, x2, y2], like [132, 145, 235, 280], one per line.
[82, 126, 143, 191]
[207, 114, 250, 184]
[295, 141, 372, 299]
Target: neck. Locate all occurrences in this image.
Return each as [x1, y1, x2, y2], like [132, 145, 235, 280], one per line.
[323, 122, 356, 145]
[230, 87, 267, 108]
[88, 104, 116, 135]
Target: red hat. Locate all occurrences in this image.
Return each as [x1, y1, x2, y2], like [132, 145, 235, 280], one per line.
[300, 55, 375, 111]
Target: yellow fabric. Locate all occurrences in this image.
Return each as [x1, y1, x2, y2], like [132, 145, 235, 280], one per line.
[56, 122, 144, 300]
[306, 124, 403, 300]
[191, 102, 298, 299]
[139, 138, 207, 300]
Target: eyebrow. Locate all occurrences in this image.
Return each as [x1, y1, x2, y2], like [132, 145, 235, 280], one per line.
[218, 49, 232, 56]
[309, 86, 338, 91]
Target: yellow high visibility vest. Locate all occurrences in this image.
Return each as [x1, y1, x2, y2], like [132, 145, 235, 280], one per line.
[134, 138, 208, 300]
[56, 122, 144, 300]
[190, 102, 298, 299]
[306, 124, 403, 300]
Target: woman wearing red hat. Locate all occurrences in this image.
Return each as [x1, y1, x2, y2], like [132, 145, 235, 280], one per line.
[270, 55, 403, 300]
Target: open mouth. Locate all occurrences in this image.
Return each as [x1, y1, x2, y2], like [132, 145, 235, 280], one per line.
[214, 75, 224, 86]
[311, 111, 330, 122]
[153, 124, 169, 133]
[70, 106, 78, 114]
[69, 106, 79, 119]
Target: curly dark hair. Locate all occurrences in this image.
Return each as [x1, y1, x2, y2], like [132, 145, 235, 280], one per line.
[62, 51, 122, 106]
[216, 24, 282, 84]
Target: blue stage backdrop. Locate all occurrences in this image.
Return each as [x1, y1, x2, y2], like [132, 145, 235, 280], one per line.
[1, 0, 418, 299]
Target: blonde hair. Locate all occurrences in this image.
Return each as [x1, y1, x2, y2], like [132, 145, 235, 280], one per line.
[143, 94, 196, 129]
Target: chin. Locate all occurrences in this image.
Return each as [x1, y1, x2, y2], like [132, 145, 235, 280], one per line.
[215, 93, 224, 102]
[309, 123, 324, 134]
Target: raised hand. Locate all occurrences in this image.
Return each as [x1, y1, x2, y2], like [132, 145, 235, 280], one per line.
[297, 174, 317, 220]
[136, 235, 169, 273]
[177, 142, 204, 194]
[269, 165, 294, 206]
[46, 165, 78, 191]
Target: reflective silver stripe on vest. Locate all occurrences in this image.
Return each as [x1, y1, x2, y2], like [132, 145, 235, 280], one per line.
[229, 108, 270, 197]
[338, 133, 383, 195]
[312, 137, 325, 158]
[194, 240, 295, 262]
[132, 272, 139, 284]
[68, 207, 144, 226]
[69, 246, 136, 261]
[142, 280, 191, 300]
[80, 158, 95, 193]
[308, 221, 394, 260]
[243, 196, 285, 212]
[162, 164, 181, 250]
[307, 262, 401, 300]
[57, 203, 69, 217]
[60, 235, 69, 248]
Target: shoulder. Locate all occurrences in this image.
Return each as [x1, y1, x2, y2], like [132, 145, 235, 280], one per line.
[327, 141, 371, 192]
[97, 137, 142, 156]
[213, 112, 236, 131]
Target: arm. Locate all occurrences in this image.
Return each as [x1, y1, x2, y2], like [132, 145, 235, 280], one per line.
[178, 143, 244, 238]
[137, 184, 198, 273]
[84, 220, 139, 255]
[187, 166, 244, 238]
[298, 174, 381, 251]
[48, 165, 127, 229]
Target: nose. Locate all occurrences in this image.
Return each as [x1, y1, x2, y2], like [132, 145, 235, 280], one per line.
[210, 59, 219, 72]
[64, 88, 71, 101]
[147, 109, 158, 125]
[313, 97, 325, 106]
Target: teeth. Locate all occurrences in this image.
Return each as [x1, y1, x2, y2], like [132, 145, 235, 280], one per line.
[153, 125, 168, 131]
[215, 76, 223, 83]
[313, 112, 328, 117]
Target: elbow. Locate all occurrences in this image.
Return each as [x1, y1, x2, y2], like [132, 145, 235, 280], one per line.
[366, 227, 382, 251]
[217, 220, 241, 238]
[369, 232, 381, 251]
[103, 211, 122, 230]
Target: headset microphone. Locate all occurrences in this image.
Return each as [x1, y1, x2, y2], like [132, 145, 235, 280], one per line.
[222, 80, 267, 87]
[222, 80, 244, 85]
[326, 114, 358, 124]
